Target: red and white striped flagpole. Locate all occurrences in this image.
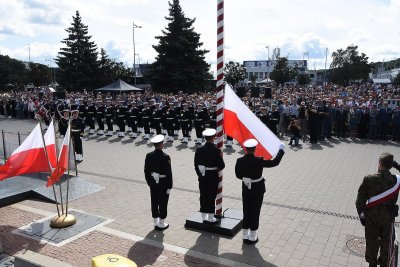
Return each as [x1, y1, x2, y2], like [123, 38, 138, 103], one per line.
[215, 0, 224, 217]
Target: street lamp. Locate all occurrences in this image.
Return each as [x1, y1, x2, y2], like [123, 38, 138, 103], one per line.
[133, 21, 142, 85]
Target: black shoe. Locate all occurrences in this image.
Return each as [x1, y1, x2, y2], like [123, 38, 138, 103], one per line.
[246, 237, 258, 245]
[155, 224, 169, 231]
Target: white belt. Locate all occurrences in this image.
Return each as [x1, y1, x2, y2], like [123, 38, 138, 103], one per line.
[243, 177, 264, 190]
[151, 172, 166, 184]
[197, 165, 218, 176]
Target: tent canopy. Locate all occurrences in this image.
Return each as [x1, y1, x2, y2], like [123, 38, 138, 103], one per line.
[372, 78, 391, 84]
[95, 79, 142, 92]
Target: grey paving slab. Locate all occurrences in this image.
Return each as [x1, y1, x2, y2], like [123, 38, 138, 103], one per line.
[2, 119, 400, 266]
[16, 210, 109, 245]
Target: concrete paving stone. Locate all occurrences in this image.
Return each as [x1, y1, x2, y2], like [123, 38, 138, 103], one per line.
[301, 256, 320, 267]
[3, 119, 400, 266]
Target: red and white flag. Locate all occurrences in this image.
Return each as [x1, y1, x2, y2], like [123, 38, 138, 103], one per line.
[47, 123, 70, 187]
[0, 124, 51, 180]
[224, 84, 284, 159]
[44, 120, 57, 169]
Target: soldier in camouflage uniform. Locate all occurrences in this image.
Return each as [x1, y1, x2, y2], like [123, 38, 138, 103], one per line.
[355, 153, 399, 267]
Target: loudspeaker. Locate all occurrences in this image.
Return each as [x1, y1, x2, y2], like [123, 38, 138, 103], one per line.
[53, 90, 66, 100]
[236, 87, 246, 97]
[264, 87, 272, 99]
[250, 87, 260, 97]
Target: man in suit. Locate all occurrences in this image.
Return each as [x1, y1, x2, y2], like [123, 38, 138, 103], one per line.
[378, 102, 392, 141]
[144, 135, 173, 231]
[335, 103, 348, 138]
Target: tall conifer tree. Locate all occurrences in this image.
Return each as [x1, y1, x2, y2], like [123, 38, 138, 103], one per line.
[148, 0, 212, 92]
[56, 11, 99, 90]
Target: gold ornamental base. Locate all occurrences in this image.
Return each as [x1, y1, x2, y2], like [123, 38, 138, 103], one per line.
[50, 214, 77, 228]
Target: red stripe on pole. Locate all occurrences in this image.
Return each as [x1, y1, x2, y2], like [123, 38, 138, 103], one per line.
[215, 0, 224, 216]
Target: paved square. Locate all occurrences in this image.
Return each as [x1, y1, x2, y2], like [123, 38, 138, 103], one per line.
[1, 118, 400, 266]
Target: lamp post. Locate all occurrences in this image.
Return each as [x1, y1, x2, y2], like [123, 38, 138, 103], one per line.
[133, 21, 142, 85]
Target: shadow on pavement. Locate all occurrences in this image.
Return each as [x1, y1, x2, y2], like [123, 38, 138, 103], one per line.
[0, 224, 46, 256]
[220, 243, 278, 267]
[127, 230, 164, 267]
[184, 232, 221, 266]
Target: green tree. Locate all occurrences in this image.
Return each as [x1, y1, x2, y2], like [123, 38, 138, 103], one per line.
[55, 11, 99, 91]
[224, 61, 246, 87]
[0, 55, 29, 89]
[393, 72, 400, 86]
[297, 73, 311, 86]
[147, 0, 212, 93]
[330, 45, 371, 85]
[29, 63, 50, 86]
[269, 57, 296, 86]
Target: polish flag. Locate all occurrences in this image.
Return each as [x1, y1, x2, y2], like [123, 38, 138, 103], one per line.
[44, 120, 57, 169]
[224, 84, 284, 159]
[47, 123, 70, 187]
[0, 124, 51, 180]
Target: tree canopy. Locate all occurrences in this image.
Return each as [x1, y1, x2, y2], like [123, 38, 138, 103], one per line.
[224, 61, 246, 88]
[56, 11, 99, 90]
[269, 57, 296, 86]
[147, 0, 212, 93]
[330, 45, 371, 85]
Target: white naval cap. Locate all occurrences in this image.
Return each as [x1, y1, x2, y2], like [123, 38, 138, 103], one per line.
[150, 134, 165, 144]
[243, 139, 258, 148]
[202, 128, 217, 137]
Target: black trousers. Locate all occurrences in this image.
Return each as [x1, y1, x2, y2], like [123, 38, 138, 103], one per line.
[106, 117, 113, 131]
[195, 122, 205, 138]
[198, 177, 218, 213]
[117, 118, 125, 132]
[97, 117, 104, 130]
[154, 119, 162, 134]
[242, 189, 264, 230]
[129, 118, 138, 133]
[86, 116, 95, 129]
[166, 119, 174, 136]
[143, 119, 150, 134]
[150, 182, 170, 219]
[379, 123, 389, 140]
[72, 134, 83, 154]
[181, 121, 190, 137]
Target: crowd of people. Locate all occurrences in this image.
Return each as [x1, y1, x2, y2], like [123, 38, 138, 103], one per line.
[1, 83, 400, 145]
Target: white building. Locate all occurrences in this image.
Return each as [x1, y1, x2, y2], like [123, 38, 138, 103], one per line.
[242, 59, 308, 84]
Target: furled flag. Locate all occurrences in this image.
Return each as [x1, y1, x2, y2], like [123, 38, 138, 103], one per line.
[0, 124, 51, 180]
[224, 84, 284, 159]
[44, 120, 57, 169]
[46, 123, 71, 187]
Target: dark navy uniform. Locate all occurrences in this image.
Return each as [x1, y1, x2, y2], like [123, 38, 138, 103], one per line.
[194, 108, 207, 139]
[194, 142, 225, 214]
[153, 108, 163, 135]
[144, 149, 173, 221]
[86, 103, 96, 133]
[105, 104, 114, 134]
[180, 107, 192, 140]
[165, 107, 176, 140]
[116, 105, 127, 135]
[71, 114, 85, 160]
[235, 149, 285, 231]
[96, 104, 106, 133]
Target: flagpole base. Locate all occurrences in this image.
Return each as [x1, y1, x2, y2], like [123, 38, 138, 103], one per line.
[50, 214, 77, 228]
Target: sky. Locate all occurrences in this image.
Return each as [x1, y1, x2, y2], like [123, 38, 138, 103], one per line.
[0, 0, 399, 73]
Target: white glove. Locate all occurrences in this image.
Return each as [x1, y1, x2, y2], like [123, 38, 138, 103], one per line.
[166, 189, 171, 195]
[279, 143, 285, 151]
[151, 172, 160, 184]
[198, 165, 206, 176]
[243, 178, 252, 190]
